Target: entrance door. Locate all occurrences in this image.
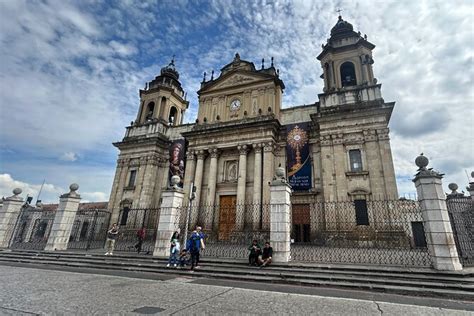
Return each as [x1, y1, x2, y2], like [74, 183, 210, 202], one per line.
[292, 204, 310, 242]
[218, 195, 237, 240]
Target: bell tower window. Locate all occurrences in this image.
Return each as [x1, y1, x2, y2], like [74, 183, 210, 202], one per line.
[145, 102, 155, 121]
[340, 62, 357, 87]
[169, 106, 178, 125]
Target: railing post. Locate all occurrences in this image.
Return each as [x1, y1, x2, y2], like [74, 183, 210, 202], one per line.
[413, 154, 462, 270]
[0, 188, 24, 248]
[45, 184, 81, 251]
[270, 167, 292, 263]
[153, 176, 184, 257]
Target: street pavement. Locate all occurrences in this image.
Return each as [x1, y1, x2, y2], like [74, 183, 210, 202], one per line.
[0, 265, 471, 315]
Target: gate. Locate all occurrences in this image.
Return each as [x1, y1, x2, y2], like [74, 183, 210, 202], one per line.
[68, 208, 111, 250]
[290, 199, 431, 266]
[114, 208, 160, 254]
[10, 206, 55, 250]
[447, 197, 474, 267]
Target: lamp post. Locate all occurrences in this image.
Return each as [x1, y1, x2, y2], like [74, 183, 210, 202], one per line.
[183, 183, 196, 248]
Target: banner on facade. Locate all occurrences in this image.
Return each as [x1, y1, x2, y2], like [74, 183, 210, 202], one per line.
[286, 123, 312, 191]
[169, 139, 186, 188]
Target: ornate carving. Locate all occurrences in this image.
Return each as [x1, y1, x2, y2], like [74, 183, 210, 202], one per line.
[331, 133, 344, 145]
[253, 143, 263, 153]
[263, 142, 275, 152]
[196, 150, 206, 160]
[209, 148, 220, 158]
[376, 128, 390, 140]
[186, 150, 195, 161]
[237, 144, 249, 155]
[363, 129, 377, 142]
[320, 135, 332, 146]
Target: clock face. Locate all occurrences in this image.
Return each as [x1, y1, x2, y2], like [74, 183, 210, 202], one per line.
[230, 99, 241, 111]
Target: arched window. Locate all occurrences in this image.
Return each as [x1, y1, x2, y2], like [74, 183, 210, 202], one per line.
[169, 106, 178, 125]
[340, 62, 357, 87]
[145, 102, 155, 121]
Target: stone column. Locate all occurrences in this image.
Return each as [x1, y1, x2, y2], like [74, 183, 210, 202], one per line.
[252, 143, 263, 209]
[262, 142, 274, 203]
[0, 188, 24, 248]
[153, 176, 184, 257]
[270, 167, 292, 263]
[236, 145, 248, 230]
[192, 150, 205, 226]
[183, 151, 196, 202]
[45, 184, 81, 251]
[205, 148, 219, 230]
[413, 154, 462, 271]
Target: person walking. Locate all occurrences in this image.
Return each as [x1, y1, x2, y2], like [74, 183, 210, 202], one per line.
[134, 226, 146, 254]
[167, 231, 180, 267]
[105, 223, 119, 256]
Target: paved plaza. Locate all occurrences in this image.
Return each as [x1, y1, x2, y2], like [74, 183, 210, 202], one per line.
[0, 265, 471, 315]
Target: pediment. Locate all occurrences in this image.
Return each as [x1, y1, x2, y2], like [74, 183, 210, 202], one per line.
[201, 72, 270, 93]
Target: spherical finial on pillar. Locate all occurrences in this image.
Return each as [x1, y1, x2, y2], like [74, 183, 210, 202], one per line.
[448, 183, 458, 192]
[415, 153, 429, 170]
[69, 183, 79, 192]
[12, 188, 22, 196]
[171, 175, 181, 189]
[276, 166, 285, 179]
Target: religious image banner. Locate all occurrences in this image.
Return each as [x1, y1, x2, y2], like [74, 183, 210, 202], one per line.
[169, 139, 186, 188]
[286, 123, 312, 191]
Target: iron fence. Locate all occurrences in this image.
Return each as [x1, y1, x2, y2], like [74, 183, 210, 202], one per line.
[113, 207, 161, 254]
[290, 199, 431, 266]
[67, 208, 111, 250]
[9, 206, 55, 250]
[447, 197, 474, 267]
[176, 203, 271, 259]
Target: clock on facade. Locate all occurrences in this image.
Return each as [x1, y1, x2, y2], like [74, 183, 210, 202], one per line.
[230, 99, 241, 111]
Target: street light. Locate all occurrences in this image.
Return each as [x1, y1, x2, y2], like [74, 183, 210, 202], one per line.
[183, 183, 196, 248]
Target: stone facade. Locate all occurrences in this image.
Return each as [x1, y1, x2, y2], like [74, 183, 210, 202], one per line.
[108, 16, 399, 230]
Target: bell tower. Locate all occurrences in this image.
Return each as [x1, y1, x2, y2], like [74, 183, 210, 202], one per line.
[136, 58, 189, 126]
[318, 15, 376, 92]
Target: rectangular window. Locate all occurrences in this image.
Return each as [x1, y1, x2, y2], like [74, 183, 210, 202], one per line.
[349, 149, 363, 172]
[128, 170, 137, 187]
[354, 199, 369, 225]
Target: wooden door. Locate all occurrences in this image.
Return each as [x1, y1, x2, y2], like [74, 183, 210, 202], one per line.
[218, 195, 237, 240]
[292, 204, 310, 242]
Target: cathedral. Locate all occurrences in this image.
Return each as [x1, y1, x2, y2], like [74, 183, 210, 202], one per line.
[107, 16, 399, 233]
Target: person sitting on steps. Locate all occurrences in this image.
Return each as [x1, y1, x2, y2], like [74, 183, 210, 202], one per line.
[258, 242, 273, 268]
[248, 239, 261, 266]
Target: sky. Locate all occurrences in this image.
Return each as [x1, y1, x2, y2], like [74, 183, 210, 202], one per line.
[0, 0, 473, 203]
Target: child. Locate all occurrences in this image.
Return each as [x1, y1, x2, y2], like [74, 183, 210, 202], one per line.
[178, 249, 189, 268]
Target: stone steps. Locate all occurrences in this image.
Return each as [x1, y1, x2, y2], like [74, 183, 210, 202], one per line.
[0, 250, 472, 300]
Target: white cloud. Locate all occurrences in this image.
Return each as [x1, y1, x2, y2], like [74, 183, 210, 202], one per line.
[60, 152, 79, 162]
[0, 174, 64, 201]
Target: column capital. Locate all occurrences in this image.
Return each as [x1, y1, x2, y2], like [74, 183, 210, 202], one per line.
[186, 150, 195, 161]
[237, 144, 249, 155]
[208, 148, 220, 158]
[263, 142, 275, 152]
[253, 143, 263, 153]
[196, 150, 207, 160]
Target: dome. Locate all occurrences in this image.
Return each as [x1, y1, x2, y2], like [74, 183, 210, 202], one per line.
[160, 58, 179, 80]
[330, 15, 354, 37]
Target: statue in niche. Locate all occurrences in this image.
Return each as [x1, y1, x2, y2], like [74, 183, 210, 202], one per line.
[227, 162, 237, 181]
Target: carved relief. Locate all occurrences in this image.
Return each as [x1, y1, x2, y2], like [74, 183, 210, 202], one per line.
[224, 160, 238, 182]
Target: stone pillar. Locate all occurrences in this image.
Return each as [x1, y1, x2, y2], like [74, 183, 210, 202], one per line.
[0, 188, 24, 248]
[183, 151, 196, 202]
[413, 154, 462, 271]
[252, 144, 262, 220]
[236, 145, 248, 230]
[205, 148, 219, 230]
[262, 142, 274, 203]
[270, 167, 291, 263]
[45, 184, 81, 251]
[191, 150, 205, 226]
[153, 176, 184, 257]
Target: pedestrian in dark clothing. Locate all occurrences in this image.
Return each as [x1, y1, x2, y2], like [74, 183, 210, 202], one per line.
[258, 242, 273, 268]
[134, 226, 146, 254]
[248, 240, 261, 266]
[186, 230, 203, 270]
